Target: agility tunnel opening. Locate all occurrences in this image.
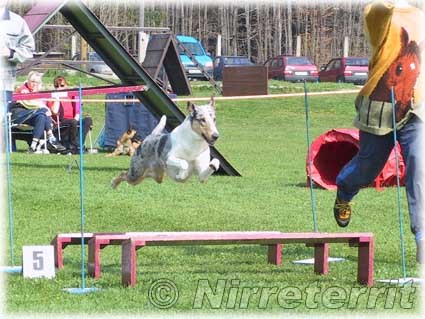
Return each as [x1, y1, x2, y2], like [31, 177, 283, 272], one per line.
[307, 129, 405, 190]
[313, 141, 359, 189]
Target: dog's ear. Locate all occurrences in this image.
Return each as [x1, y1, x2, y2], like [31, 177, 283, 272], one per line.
[187, 102, 197, 115]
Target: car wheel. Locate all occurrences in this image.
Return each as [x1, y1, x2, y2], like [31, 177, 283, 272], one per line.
[336, 76, 344, 83]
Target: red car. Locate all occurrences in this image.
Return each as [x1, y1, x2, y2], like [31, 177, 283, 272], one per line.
[319, 57, 369, 85]
[264, 55, 318, 82]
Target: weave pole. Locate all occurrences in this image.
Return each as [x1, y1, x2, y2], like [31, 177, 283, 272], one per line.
[377, 87, 423, 284]
[293, 81, 345, 265]
[1, 90, 22, 272]
[0, 90, 21, 273]
[63, 83, 99, 294]
[303, 81, 318, 232]
[390, 86, 407, 280]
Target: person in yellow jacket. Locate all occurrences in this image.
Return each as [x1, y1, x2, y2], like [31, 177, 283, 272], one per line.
[334, 0, 425, 263]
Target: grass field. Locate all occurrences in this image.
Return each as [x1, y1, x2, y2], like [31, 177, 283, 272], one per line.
[3, 76, 423, 316]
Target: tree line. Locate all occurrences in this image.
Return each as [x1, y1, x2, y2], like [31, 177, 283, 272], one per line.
[10, 0, 424, 67]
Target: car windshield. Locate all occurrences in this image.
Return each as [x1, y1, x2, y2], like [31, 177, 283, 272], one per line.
[345, 58, 369, 66]
[287, 57, 313, 65]
[179, 42, 204, 56]
[223, 57, 252, 65]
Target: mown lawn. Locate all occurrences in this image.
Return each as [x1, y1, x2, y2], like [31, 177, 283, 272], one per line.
[4, 76, 422, 316]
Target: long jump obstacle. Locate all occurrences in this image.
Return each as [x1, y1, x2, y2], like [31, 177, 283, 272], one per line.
[51, 231, 374, 287]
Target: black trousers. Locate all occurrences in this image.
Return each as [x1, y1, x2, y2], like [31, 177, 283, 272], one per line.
[56, 117, 93, 148]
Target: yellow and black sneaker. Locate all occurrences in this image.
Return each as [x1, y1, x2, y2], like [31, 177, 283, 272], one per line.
[334, 198, 353, 228]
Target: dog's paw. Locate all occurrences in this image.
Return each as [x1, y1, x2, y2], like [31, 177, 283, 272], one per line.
[180, 161, 189, 170]
[176, 170, 189, 181]
[209, 158, 220, 172]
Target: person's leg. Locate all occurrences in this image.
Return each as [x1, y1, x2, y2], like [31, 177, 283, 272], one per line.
[58, 118, 76, 149]
[337, 131, 395, 200]
[23, 111, 47, 152]
[334, 130, 395, 227]
[82, 116, 93, 145]
[69, 119, 79, 148]
[40, 115, 66, 153]
[397, 115, 425, 263]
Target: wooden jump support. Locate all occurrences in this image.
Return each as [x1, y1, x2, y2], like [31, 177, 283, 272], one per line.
[51, 231, 374, 287]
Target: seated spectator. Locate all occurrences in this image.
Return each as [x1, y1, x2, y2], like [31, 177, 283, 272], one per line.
[12, 71, 65, 153]
[47, 75, 93, 154]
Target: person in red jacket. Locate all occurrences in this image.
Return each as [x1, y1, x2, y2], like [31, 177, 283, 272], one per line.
[47, 76, 93, 153]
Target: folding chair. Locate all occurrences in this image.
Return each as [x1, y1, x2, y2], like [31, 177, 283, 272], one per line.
[53, 115, 97, 153]
[7, 112, 48, 153]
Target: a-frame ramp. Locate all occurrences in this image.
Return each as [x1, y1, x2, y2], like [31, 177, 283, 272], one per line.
[143, 34, 192, 96]
[23, 0, 239, 176]
[23, 1, 66, 34]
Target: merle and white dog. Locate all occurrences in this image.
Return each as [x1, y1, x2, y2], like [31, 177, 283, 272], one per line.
[111, 97, 220, 188]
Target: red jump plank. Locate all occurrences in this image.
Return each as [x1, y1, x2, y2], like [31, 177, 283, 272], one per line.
[51, 231, 374, 287]
[50, 233, 93, 269]
[119, 232, 374, 287]
[88, 233, 131, 279]
[357, 238, 374, 286]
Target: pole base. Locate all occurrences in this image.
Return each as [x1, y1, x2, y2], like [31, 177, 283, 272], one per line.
[63, 287, 101, 294]
[376, 277, 424, 285]
[292, 257, 346, 265]
[0, 266, 22, 273]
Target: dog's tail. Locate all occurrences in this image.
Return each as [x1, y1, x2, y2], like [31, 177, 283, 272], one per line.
[151, 115, 166, 136]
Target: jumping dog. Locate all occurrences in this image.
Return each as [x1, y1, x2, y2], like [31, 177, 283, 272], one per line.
[111, 97, 220, 188]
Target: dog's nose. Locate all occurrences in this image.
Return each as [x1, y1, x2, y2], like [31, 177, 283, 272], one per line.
[211, 133, 219, 141]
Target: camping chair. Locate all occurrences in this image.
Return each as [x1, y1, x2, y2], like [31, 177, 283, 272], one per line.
[53, 115, 97, 153]
[7, 111, 48, 153]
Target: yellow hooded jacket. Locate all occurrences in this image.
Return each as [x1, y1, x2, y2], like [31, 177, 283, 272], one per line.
[354, 1, 425, 135]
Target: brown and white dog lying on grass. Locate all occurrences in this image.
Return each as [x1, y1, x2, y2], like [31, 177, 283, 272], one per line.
[106, 128, 142, 157]
[111, 97, 220, 188]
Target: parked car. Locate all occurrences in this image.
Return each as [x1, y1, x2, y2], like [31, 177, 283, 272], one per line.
[319, 57, 369, 85]
[176, 35, 213, 80]
[87, 52, 114, 75]
[72, 52, 114, 75]
[213, 56, 254, 80]
[264, 55, 318, 82]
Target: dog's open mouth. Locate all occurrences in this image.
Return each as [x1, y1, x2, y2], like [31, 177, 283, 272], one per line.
[202, 134, 216, 146]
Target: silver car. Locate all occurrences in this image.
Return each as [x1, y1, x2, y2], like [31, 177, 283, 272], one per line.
[87, 52, 114, 75]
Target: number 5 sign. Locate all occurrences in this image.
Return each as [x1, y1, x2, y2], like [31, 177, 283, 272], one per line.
[22, 246, 55, 279]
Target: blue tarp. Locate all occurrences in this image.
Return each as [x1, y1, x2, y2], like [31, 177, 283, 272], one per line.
[104, 93, 160, 148]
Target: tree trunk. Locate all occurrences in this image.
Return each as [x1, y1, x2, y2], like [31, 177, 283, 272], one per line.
[287, 0, 293, 55]
[246, 3, 251, 59]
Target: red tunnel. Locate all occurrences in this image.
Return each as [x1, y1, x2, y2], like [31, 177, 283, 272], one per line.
[306, 129, 405, 190]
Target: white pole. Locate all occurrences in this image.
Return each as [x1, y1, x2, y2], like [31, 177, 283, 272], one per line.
[217, 34, 222, 57]
[8, 113, 12, 153]
[57, 115, 61, 141]
[138, 32, 149, 64]
[296, 35, 301, 57]
[343, 36, 349, 57]
[71, 35, 77, 59]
